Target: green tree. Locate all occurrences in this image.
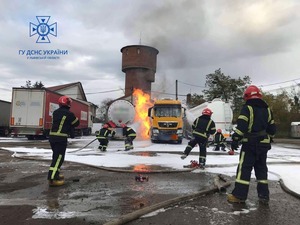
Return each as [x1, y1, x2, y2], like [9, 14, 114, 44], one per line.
[21, 80, 44, 88]
[263, 91, 291, 137]
[96, 98, 114, 123]
[203, 68, 251, 121]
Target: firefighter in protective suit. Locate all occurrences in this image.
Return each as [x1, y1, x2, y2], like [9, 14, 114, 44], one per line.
[214, 129, 226, 151]
[122, 124, 136, 151]
[181, 108, 216, 168]
[48, 96, 79, 187]
[96, 124, 116, 151]
[227, 85, 276, 204]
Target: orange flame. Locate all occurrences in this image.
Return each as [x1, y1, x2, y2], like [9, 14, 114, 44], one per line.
[133, 164, 151, 172]
[133, 88, 153, 140]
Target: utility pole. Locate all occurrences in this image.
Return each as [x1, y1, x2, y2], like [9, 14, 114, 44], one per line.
[175, 80, 178, 100]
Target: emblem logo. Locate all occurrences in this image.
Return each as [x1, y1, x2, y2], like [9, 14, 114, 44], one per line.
[29, 16, 57, 43]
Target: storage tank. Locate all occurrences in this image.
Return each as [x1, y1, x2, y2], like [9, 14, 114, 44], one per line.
[107, 100, 135, 126]
[106, 99, 136, 139]
[120, 45, 159, 97]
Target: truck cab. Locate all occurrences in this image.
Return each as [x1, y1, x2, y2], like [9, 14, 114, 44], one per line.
[148, 99, 185, 144]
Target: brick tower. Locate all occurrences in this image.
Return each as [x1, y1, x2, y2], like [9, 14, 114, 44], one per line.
[120, 45, 159, 97]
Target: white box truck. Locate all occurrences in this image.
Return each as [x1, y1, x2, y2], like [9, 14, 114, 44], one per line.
[10, 88, 93, 139]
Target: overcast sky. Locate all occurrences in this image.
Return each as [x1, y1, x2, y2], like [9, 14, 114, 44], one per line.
[1, 0, 300, 105]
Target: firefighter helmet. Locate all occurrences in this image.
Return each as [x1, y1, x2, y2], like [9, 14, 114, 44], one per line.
[243, 85, 262, 101]
[202, 108, 213, 116]
[103, 124, 109, 129]
[217, 129, 222, 133]
[58, 96, 72, 107]
[121, 123, 127, 128]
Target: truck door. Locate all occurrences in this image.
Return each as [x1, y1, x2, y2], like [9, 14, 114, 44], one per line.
[11, 89, 45, 127]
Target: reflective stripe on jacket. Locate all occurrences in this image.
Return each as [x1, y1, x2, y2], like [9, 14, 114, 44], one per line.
[96, 128, 115, 139]
[192, 115, 216, 139]
[49, 106, 79, 141]
[233, 99, 276, 145]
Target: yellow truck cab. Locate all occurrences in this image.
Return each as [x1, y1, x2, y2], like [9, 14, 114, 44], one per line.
[148, 98, 185, 144]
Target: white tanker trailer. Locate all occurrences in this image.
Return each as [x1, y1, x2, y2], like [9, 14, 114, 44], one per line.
[106, 99, 136, 138]
[185, 98, 233, 141]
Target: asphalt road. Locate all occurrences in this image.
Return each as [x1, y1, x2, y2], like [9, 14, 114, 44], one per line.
[0, 138, 300, 225]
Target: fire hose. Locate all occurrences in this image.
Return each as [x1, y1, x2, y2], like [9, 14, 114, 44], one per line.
[68, 138, 97, 153]
[103, 174, 231, 225]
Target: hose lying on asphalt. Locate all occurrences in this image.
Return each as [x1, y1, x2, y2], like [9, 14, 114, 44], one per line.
[279, 178, 300, 199]
[103, 175, 231, 225]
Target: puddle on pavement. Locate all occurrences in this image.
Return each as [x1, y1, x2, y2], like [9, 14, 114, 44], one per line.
[130, 151, 158, 157]
[131, 164, 171, 172]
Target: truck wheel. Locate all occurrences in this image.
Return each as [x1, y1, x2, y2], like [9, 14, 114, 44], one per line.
[27, 135, 34, 140]
[4, 128, 10, 137]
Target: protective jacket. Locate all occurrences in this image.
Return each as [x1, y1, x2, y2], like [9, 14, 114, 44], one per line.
[49, 106, 79, 142]
[232, 99, 276, 148]
[192, 115, 216, 141]
[123, 127, 136, 138]
[214, 132, 225, 143]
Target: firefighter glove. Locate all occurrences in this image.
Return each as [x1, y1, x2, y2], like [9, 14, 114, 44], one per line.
[70, 127, 75, 138]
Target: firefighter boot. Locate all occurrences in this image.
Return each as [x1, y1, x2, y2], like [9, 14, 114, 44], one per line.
[180, 153, 187, 160]
[124, 140, 131, 151]
[98, 146, 103, 151]
[129, 143, 134, 150]
[227, 194, 246, 203]
[49, 179, 65, 187]
[258, 195, 269, 204]
[199, 158, 206, 169]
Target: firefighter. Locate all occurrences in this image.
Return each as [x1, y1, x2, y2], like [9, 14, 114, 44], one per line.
[181, 108, 216, 168]
[96, 123, 116, 151]
[48, 96, 79, 187]
[214, 129, 226, 151]
[227, 85, 276, 204]
[122, 124, 136, 151]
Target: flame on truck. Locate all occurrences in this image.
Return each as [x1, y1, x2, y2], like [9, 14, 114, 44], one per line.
[132, 89, 153, 139]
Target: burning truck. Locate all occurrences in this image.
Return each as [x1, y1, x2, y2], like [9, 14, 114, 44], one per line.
[105, 89, 185, 144]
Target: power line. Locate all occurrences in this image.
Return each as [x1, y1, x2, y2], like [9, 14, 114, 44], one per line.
[258, 78, 300, 88]
[85, 89, 124, 95]
[83, 77, 300, 97]
[177, 80, 206, 88]
[151, 90, 187, 97]
[178, 78, 300, 89]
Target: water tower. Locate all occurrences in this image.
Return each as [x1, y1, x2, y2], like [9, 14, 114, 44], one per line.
[120, 45, 159, 97]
